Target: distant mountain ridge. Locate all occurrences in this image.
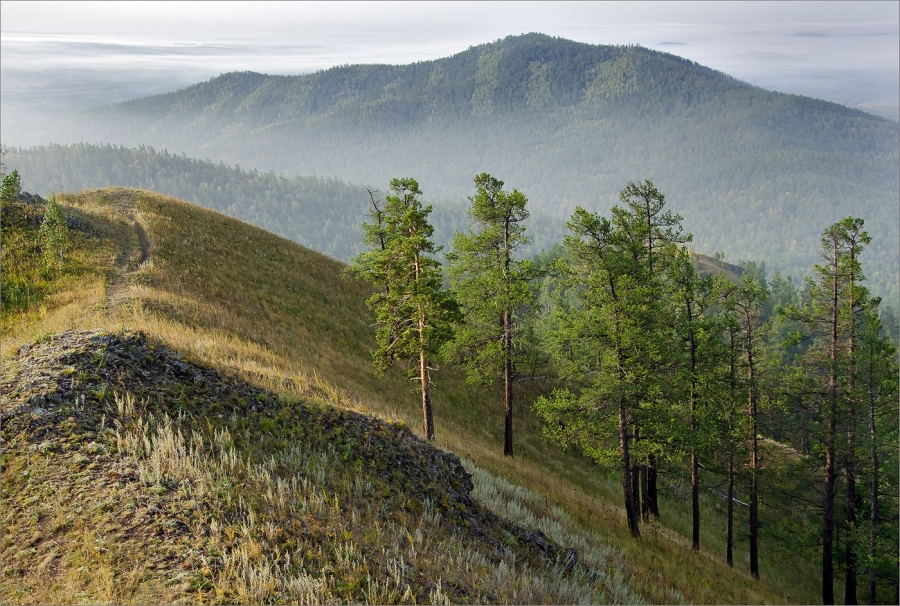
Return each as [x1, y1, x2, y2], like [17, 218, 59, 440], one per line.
[106, 34, 739, 124]
[80, 33, 894, 143]
[35, 33, 900, 305]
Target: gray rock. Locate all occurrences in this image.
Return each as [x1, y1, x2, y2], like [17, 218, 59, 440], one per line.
[16, 191, 46, 206]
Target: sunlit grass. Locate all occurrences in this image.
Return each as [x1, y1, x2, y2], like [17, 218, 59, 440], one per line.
[1, 187, 824, 604]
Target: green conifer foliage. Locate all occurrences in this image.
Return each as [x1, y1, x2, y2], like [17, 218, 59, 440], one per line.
[445, 173, 538, 457]
[783, 217, 871, 603]
[38, 193, 69, 272]
[1, 168, 21, 202]
[668, 250, 724, 551]
[352, 178, 457, 441]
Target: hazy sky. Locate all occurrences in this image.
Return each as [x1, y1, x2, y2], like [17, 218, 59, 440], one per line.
[1, 1, 898, 113]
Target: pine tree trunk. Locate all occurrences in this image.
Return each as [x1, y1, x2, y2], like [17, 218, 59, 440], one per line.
[823, 242, 839, 605]
[414, 248, 435, 443]
[867, 347, 878, 606]
[728, 328, 737, 568]
[823, 406, 836, 604]
[727, 452, 734, 567]
[420, 350, 435, 441]
[503, 356, 513, 457]
[620, 405, 641, 538]
[748, 337, 759, 580]
[845, 437, 858, 605]
[687, 298, 700, 550]
[641, 464, 650, 521]
[502, 221, 514, 458]
[503, 315, 513, 457]
[845, 246, 859, 606]
[648, 454, 659, 517]
[690, 366, 699, 551]
[631, 425, 641, 522]
[691, 447, 700, 551]
[750, 435, 759, 579]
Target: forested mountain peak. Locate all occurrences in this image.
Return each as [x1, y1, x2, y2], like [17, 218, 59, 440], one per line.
[107, 33, 781, 126]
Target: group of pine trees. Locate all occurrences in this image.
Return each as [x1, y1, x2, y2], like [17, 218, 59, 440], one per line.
[353, 174, 898, 604]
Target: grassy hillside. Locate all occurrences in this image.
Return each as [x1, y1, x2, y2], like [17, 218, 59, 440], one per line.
[41, 33, 898, 306]
[2, 188, 824, 603]
[4, 329, 623, 604]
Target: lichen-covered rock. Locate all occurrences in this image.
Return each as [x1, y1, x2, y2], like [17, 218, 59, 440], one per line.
[1, 329, 579, 593]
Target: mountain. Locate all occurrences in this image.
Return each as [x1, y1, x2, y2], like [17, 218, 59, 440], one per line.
[31, 34, 900, 306]
[1, 188, 825, 604]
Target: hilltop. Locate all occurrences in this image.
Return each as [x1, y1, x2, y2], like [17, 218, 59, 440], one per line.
[1, 188, 818, 604]
[18, 33, 900, 305]
[1, 329, 600, 604]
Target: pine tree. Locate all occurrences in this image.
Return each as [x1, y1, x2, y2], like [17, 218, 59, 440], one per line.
[831, 274, 900, 605]
[670, 250, 723, 551]
[2, 168, 21, 202]
[856, 307, 899, 604]
[783, 217, 871, 603]
[38, 193, 69, 273]
[717, 277, 752, 568]
[534, 181, 687, 538]
[842, 220, 870, 605]
[725, 274, 770, 579]
[352, 178, 457, 441]
[613, 180, 690, 519]
[445, 173, 537, 457]
[534, 207, 642, 537]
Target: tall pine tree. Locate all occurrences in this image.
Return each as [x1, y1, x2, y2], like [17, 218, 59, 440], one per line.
[614, 181, 690, 519]
[445, 173, 537, 457]
[535, 180, 687, 538]
[670, 250, 723, 551]
[352, 178, 457, 441]
[783, 217, 871, 603]
[856, 307, 899, 604]
[726, 274, 770, 579]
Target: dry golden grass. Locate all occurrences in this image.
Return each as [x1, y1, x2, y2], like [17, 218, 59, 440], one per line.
[1, 188, 823, 604]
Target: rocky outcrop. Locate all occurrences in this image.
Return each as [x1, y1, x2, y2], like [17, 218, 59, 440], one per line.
[1, 330, 578, 580]
[15, 191, 46, 206]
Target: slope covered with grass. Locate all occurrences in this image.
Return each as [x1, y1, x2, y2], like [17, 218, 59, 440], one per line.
[3, 329, 621, 604]
[2, 188, 822, 603]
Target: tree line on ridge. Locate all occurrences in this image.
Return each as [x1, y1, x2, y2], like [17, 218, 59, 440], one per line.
[352, 173, 899, 605]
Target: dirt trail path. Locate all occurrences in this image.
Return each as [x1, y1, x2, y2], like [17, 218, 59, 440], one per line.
[105, 211, 152, 311]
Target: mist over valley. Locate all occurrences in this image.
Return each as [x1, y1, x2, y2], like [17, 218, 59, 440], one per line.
[5, 33, 898, 308]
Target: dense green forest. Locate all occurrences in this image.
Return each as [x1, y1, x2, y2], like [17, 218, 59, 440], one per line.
[33, 34, 900, 311]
